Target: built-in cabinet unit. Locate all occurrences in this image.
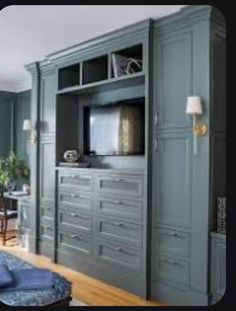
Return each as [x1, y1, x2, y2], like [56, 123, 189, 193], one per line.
[210, 233, 226, 304]
[25, 5, 226, 306]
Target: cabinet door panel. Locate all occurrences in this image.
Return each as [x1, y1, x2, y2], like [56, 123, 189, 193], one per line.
[155, 133, 192, 227]
[40, 72, 56, 133]
[156, 33, 192, 129]
[154, 227, 190, 257]
[40, 141, 55, 201]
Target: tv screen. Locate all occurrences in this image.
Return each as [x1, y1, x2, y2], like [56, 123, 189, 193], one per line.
[84, 97, 145, 156]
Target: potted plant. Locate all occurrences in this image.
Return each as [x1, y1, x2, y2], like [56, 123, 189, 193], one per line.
[0, 151, 30, 193]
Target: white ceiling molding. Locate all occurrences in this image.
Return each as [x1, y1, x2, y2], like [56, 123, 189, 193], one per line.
[0, 5, 187, 93]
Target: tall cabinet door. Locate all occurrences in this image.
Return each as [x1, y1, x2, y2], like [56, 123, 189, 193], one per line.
[151, 7, 211, 306]
[38, 70, 57, 259]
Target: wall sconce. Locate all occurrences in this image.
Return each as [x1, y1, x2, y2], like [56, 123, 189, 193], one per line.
[23, 119, 37, 144]
[186, 96, 207, 154]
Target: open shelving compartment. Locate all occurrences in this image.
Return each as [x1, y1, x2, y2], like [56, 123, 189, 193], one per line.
[57, 43, 144, 92]
[110, 44, 143, 78]
[58, 63, 80, 90]
[82, 55, 108, 84]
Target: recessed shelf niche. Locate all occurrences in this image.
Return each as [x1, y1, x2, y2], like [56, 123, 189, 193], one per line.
[111, 44, 143, 78]
[82, 55, 108, 84]
[58, 63, 80, 90]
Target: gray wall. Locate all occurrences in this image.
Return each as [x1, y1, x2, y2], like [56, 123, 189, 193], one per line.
[0, 90, 31, 162]
[0, 91, 15, 156]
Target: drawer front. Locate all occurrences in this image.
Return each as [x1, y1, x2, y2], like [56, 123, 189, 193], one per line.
[96, 174, 143, 198]
[40, 218, 54, 239]
[154, 255, 190, 287]
[96, 217, 142, 247]
[155, 228, 190, 257]
[59, 172, 92, 191]
[58, 208, 92, 232]
[41, 201, 54, 218]
[58, 228, 91, 255]
[96, 196, 143, 221]
[58, 191, 92, 212]
[95, 240, 141, 270]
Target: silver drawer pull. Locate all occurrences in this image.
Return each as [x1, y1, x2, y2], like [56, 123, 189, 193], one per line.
[70, 193, 79, 198]
[70, 234, 78, 239]
[161, 258, 179, 266]
[44, 225, 51, 230]
[113, 222, 123, 227]
[69, 213, 89, 220]
[70, 175, 76, 178]
[112, 200, 123, 205]
[112, 178, 125, 182]
[113, 247, 122, 252]
[166, 231, 185, 238]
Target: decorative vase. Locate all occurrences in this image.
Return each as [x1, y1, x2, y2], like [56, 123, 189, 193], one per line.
[22, 184, 30, 194]
[63, 150, 80, 163]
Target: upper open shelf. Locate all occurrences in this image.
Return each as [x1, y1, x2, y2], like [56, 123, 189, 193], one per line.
[57, 44, 143, 92]
[57, 71, 145, 95]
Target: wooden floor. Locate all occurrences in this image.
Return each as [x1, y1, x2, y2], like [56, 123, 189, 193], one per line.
[0, 239, 163, 306]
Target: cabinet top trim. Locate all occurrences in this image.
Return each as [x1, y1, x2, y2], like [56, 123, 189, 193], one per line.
[55, 166, 145, 175]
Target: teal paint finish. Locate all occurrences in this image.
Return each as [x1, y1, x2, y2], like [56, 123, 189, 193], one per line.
[210, 233, 226, 304]
[0, 91, 15, 156]
[15, 90, 31, 163]
[151, 5, 226, 306]
[0, 90, 31, 162]
[24, 6, 226, 306]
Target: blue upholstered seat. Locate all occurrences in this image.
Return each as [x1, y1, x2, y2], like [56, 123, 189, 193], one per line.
[0, 251, 71, 306]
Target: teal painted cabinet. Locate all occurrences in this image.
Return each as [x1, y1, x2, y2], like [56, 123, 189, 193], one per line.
[25, 5, 226, 306]
[38, 69, 57, 259]
[151, 6, 226, 306]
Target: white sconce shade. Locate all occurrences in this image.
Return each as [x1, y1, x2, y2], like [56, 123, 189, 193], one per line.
[186, 96, 203, 115]
[23, 119, 32, 131]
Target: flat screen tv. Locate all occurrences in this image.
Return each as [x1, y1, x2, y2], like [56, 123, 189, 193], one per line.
[83, 97, 145, 156]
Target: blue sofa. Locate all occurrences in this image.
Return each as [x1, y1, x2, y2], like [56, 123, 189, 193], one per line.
[0, 251, 72, 306]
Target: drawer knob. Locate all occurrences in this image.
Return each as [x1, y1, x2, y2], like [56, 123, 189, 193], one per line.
[161, 258, 178, 265]
[112, 200, 122, 205]
[70, 193, 79, 198]
[167, 232, 178, 237]
[70, 213, 77, 217]
[44, 225, 51, 230]
[70, 234, 78, 239]
[113, 247, 122, 252]
[113, 222, 123, 227]
[165, 231, 184, 238]
[70, 175, 76, 178]
[113, 178, 124, 182]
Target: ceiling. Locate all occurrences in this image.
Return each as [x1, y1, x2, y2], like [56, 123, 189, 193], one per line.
[0, 5, 186, 93]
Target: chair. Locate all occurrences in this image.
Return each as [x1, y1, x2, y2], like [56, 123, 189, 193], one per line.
[0, 193, 18, 246]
